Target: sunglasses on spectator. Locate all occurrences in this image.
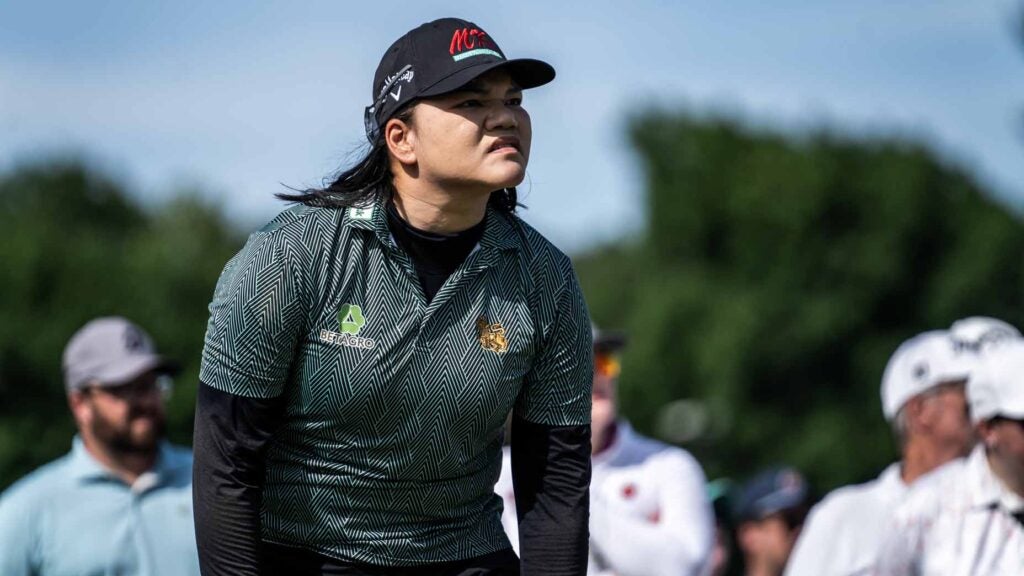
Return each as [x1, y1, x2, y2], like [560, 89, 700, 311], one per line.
[82, 375, 173, 401]
[595, 351, 621, 378]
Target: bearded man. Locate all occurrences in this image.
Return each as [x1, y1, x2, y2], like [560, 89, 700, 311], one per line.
[0, 317, 199, 576]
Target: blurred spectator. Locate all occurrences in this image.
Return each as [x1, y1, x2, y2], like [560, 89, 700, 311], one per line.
[707, 478, 740, 576]
[0, 317, 199, 576]
[876, 339, 1024, 574]
[734, 467, 811, 576]
[496, 325, 714, 575]
[785, 329, 980, 576]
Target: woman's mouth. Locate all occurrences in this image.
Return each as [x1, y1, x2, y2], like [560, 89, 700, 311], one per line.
[489, 137, 521, 153]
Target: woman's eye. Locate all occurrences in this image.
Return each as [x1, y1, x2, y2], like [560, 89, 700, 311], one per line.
[507, 97, 523, 107]
[457, 99, 482, 108]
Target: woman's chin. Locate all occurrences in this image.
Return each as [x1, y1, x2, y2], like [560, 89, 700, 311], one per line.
[490, 167, 527, 190]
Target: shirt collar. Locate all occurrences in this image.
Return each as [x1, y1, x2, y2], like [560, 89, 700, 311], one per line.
[67, 435, 182, 492]
[879, 461, 909, 491]
[343, 194, 522, 255]
[478, 207, 521, 254]
[966, 443, 1024, 513]
[593, 420, 635, 466]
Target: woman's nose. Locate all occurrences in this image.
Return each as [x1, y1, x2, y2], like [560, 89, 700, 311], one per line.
[487, 103, 518, 131]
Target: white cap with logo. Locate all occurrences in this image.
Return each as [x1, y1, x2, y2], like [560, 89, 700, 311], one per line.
[967, 339, 1024, 424]
[881, 330, 976, 421]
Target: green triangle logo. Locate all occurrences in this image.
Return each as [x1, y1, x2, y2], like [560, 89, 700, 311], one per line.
[338, 304, 366, 335]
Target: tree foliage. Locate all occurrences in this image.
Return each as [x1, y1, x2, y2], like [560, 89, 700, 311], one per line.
[0, 160, 243, 490]
[575, 113, 1024, 491]
[3, 110, 1024, 497]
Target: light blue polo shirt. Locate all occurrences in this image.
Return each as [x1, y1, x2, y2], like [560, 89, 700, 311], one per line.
[0, 437, 200, 576]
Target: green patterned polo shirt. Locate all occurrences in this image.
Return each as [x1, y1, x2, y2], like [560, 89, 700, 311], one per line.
[199, 196, 592, 565]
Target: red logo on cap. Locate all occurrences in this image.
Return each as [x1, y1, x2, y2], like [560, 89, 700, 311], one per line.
[449, 28, 495, 55]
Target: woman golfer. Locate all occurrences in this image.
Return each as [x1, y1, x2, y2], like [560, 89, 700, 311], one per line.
[193, 17, 592, 576]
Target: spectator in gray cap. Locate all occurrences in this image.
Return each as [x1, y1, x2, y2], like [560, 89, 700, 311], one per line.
[0, 316, 200, 576]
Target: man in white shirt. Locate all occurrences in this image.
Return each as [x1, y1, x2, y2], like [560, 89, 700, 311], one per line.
[785, 328, 981, 576]
[875, 339, 1024, 575]
[496, 326, 714, 576]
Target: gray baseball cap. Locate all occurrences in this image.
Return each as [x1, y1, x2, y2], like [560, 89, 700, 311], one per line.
[62, 317, 179, 391]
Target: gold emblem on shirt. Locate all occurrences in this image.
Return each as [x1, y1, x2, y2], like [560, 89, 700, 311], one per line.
[477, 317, 508, 354]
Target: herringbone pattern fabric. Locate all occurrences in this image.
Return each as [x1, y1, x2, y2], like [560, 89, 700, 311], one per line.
[200, 197, 592, 565]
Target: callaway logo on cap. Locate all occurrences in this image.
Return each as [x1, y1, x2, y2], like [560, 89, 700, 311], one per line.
[364, 17, 556, 142]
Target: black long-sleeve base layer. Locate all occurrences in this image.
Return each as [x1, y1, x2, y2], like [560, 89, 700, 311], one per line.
[193, 383, 592, 576]
[193, 383, 284, 576]
[511, 418, 591, 575]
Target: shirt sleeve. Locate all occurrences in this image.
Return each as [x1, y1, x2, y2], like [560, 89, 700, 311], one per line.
[200, 227, 307, 398]
[193, 382, 286, 576]
[589, 449, 714, 576]
[512, 416, 592, 576]
[784, 498, 842, 576]
[516, 256, 592, 426]
[0, 486, 38, 576]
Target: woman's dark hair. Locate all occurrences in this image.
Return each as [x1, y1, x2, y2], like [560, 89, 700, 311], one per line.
[276, 105, 519, 214]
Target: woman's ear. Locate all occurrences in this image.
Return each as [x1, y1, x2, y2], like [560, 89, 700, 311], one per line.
[385, 116, 417, 166]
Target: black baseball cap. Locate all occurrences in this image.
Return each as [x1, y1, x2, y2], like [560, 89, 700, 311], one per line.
[592, 324, 627, 354]
[733, 467, 810, 523]
[364, 17, 556, 142]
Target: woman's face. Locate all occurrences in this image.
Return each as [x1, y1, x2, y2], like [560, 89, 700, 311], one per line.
[403, 68, 532, 194]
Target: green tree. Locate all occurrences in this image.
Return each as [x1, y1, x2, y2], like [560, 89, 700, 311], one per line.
[0, 160, 244, 490]
[576, 113, 1024, 491]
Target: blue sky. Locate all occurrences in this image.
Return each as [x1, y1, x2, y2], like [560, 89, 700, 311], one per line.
[2, 1, 1022, 252]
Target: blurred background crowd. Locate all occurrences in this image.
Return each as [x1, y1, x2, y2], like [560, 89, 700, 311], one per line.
[2, 2, 1024, 575]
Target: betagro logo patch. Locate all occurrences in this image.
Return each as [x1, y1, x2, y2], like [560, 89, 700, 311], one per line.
[338, 304, 366, 335]
[319, 303, 376, 350]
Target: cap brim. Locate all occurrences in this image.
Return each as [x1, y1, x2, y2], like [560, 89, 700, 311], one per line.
[755, 491, 808, 518]
[86, 354, 181, 388]
[420, 57, 556, 98]
[594, 331, 627, 353]
[977, 400, 1024, 424]
[735, 490, 809, 522]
